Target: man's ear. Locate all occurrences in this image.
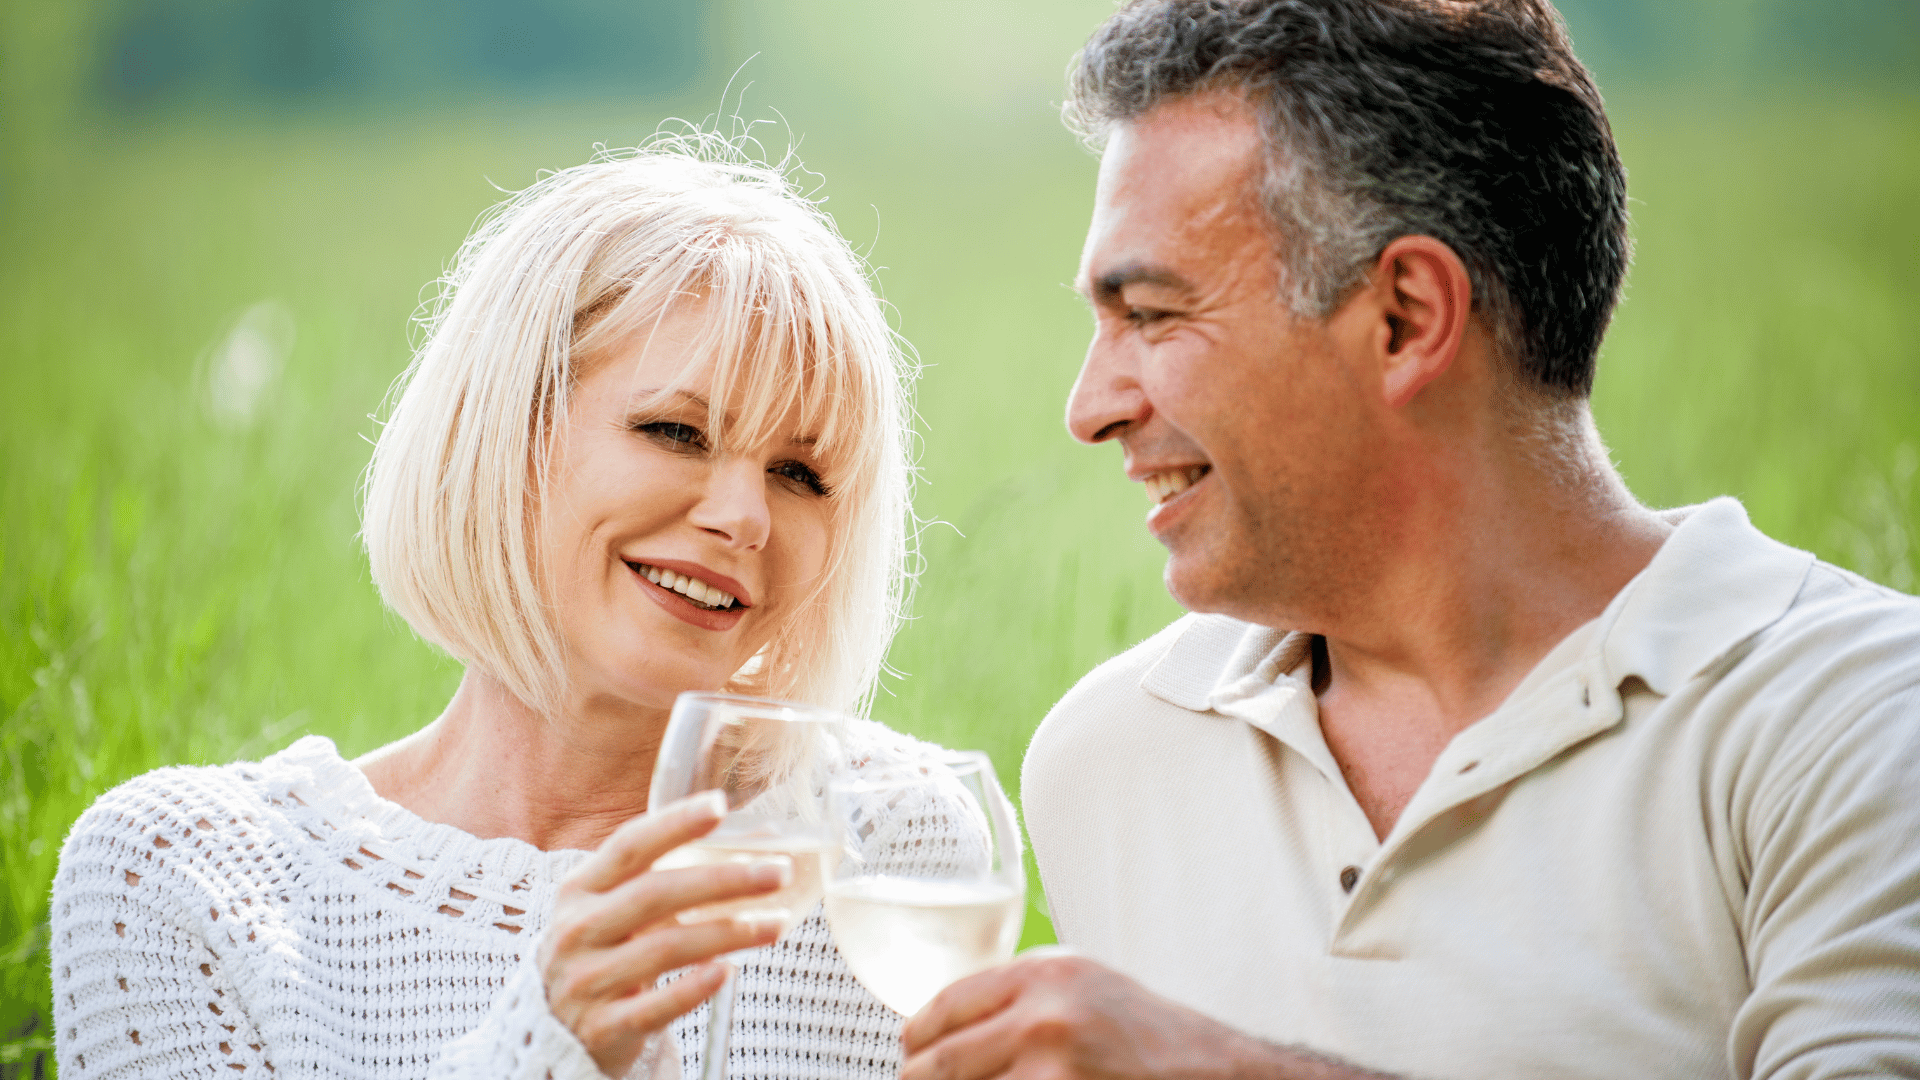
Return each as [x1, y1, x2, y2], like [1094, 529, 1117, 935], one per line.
[1370, 236, 1472, 409]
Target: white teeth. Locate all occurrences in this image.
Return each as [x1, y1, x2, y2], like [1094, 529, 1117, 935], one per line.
[1143, 465, 1209, 506]
[630, 563, 738, 610]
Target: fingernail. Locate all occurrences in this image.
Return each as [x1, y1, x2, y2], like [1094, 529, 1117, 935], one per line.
[739, 912, 788, 936]
[747, 856, 793, 887]
[687, 790, 728, 820]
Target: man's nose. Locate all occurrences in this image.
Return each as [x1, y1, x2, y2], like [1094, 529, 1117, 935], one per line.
[689, 458, 771, 551]
[1066, 326, 1151, 445]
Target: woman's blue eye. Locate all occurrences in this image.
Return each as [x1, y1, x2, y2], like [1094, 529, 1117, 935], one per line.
[772, 460, 830, 497]
[637, 421, 705, 449]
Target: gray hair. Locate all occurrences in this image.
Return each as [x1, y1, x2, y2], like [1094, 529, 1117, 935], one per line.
[1065, 0, 1630, 397]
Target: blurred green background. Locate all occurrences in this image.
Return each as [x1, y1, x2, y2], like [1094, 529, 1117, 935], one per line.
[2, 0, 1915, 1071]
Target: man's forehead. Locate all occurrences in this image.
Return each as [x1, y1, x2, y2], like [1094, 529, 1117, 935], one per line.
[1101, 93, 1263, 190]
[1079, 93, 1267, 294]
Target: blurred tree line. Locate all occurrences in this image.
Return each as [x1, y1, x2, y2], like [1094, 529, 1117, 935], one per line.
[96, 0, 704, 106]
[4, 0, 1913, 122]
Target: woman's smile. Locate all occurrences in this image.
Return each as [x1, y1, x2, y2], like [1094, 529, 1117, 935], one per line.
[626, 557, 752, 631]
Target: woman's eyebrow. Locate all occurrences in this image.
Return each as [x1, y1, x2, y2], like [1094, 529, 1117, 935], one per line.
[626, 388, 710, 411]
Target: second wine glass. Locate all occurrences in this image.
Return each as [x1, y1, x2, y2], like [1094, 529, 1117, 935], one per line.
[823, 751, 1026, 1017]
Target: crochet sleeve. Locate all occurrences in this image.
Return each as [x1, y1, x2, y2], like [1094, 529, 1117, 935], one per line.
[426, 949, 680, 1080]
[50, 792, 280, 1077]
[49, 776, 675, 1080]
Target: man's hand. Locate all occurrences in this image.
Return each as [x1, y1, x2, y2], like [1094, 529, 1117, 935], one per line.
[900, 952, 1397, 1080]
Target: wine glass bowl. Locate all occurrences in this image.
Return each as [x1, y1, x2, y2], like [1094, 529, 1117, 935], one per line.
[648, 692, 850, 1080]
[823, 751, 1026, 1017]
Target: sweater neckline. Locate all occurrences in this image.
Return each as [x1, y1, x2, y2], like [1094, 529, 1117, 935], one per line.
[265, 734, 590, 886]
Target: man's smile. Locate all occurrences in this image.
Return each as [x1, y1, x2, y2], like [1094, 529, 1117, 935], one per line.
[1142, 464, 1211, 505]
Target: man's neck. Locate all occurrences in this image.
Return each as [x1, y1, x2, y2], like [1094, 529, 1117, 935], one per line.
[1307, 408, 1671, 839]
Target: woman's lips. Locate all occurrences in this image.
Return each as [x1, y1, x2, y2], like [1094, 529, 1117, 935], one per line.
[628, 557, 753, 608]
[630, 564, 749, 631]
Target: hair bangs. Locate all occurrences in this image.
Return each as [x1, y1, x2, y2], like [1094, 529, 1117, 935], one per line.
[576, 219, 881, 502]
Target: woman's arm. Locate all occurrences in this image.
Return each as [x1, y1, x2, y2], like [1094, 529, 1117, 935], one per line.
[52, 777, 785, 1080]
[51, 800, 278, 1077]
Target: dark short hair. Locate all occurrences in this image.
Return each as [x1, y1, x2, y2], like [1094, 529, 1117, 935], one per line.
[1065, 0, 1629, 397]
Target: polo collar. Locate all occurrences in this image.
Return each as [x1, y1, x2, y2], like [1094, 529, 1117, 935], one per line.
[1139, 497, 1816, 714]
[1593, 497, 1815, 695]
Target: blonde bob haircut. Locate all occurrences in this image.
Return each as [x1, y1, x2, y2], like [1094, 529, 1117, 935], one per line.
[363, 134, 915, 719]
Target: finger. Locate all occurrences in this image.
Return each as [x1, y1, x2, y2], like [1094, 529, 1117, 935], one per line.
[566, 915, 785, 1002]
[573, 857, 793, 950]
[579, 961, 730, 1051]
[570, 791, 728, 894]
[899, 1007, 1025, 1080]
[900, 963, 1027, 1054]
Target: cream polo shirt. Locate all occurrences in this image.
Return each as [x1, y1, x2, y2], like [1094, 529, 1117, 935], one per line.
[1023, 499, 1920, 1080]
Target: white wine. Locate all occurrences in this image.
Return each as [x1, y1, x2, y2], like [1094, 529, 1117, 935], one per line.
[653, 833, 836, 935]
[823, 876, 1024, 1016]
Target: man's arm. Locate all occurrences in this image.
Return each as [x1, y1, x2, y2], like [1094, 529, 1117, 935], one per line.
[898, 952, 1405, 1080]
[1733, 684, 1920, 1078]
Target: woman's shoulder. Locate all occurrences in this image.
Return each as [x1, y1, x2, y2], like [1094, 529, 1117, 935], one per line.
[54, 737, 360, 912]
[842, 716, 948, 771]
[62, 735, 351, 857]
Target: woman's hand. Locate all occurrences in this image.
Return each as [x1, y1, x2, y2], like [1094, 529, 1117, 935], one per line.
[540, 791, 790, 1078]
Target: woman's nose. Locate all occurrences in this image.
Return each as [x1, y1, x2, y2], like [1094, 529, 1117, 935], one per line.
[688, 458, 772, 550]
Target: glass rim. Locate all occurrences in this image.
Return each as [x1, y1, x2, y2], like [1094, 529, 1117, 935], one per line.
[829, 748, 997, 794]
[672, 690, 853, 724]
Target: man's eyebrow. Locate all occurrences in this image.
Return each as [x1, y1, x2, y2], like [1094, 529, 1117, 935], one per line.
[1082, 264, 1194, 304]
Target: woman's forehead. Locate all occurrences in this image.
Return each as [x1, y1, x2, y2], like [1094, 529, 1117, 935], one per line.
[589, 307, 844, 453]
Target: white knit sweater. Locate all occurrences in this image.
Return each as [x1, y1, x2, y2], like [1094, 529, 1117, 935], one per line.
[50, 726, 947, 1079]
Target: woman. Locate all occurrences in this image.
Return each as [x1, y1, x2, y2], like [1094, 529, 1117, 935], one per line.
[51, 135, 930, 1079]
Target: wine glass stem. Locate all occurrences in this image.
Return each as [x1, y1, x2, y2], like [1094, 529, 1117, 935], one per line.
[701, 967, 738, 1080]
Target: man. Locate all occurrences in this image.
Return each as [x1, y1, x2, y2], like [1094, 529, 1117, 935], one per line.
[899, 2, 1920, 1079]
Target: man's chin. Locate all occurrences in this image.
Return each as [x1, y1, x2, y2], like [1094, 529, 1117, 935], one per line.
[1164, 556, 1276, 625]
[1163, 560, 1226, 616]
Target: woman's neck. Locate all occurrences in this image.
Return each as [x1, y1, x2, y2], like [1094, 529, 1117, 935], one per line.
[355, 670, 668, 852]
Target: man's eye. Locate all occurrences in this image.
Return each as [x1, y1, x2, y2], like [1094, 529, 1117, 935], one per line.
[1126, 307, 1172, 325]
[770, 460, 830, 497]
[637, 421, 706, 450]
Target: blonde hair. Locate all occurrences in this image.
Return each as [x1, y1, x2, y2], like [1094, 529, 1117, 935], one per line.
[362, 133, 915, 718]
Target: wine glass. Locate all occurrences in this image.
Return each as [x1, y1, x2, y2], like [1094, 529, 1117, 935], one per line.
[648, 692, 848, 1080]
[823, 751, 1026, 1017]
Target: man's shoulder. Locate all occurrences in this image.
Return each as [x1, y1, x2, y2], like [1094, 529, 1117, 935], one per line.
[1069, 612, 1207, 694]
[1743, 557, 1920, 702]
[1024, 613, 1243, 776]
[1789, 558, 1920, 629]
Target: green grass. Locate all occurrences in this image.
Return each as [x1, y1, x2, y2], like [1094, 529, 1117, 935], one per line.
[3, 95, 1916, 1073]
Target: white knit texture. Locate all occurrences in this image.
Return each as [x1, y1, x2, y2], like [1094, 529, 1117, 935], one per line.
[50, 722, 961, 1079]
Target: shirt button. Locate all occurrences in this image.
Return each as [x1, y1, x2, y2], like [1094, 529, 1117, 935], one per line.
[1339, 865, 1360, 892]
